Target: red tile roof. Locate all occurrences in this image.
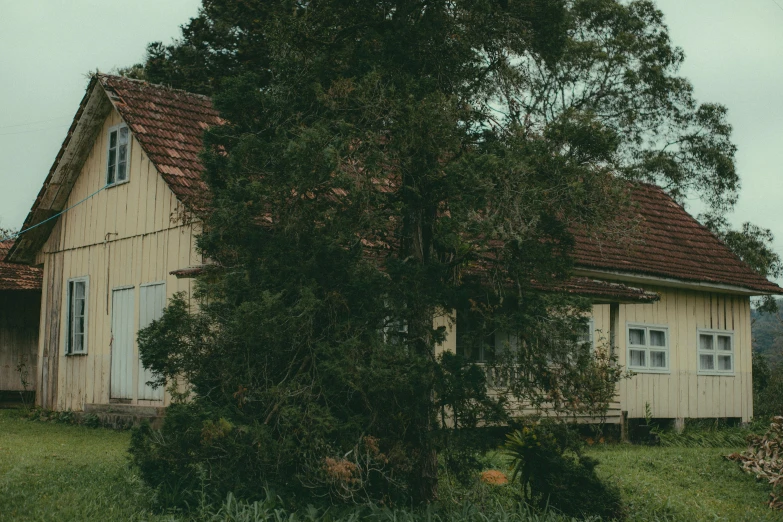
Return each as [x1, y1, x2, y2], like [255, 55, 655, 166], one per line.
[98, 75, 223, 207]
[572, 183, 783, 294]
[0, 241, 42, 291]
[10, 76, 778, 297]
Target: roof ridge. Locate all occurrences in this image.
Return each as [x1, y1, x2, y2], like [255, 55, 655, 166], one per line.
[95, 73, 213, 102]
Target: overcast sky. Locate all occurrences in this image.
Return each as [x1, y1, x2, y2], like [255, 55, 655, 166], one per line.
[1, 0, 782, 262]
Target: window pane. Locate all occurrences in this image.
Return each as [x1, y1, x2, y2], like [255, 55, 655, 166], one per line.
[74, 334, 83, 353]
[700, 354, 715, 370]
[629, 329, 645, 346]
[577, 324, 591, 344]
[630, 349, 646, 367]
[75, 298, 85, 317]
[119, 126, 128, 144]
[67, 281, 74, 353]
[699, 334, 714, 351]
[74, 281, 85, 299]
[76, 316, 84, 336]
[117, 160, 127, 181]
[718, 355, 733, 371]
[109, 130, 117, 148]
[650, 351, 666, 368]
[107, 149, 116, 184]
[718, 335, 732, 351]
[650, 330, 666, 347]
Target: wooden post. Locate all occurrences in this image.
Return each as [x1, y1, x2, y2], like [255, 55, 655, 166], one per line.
[674, 417, 685, 433]
[621, 411, 629, 442]
[610, 303, 620, 357]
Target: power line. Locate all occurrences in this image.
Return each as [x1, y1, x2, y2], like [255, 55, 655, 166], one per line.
[0, 184, 109, 243]
[772, 0, 783, 13]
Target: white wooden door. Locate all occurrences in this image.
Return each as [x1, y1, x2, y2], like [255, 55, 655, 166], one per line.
[110, 287, 135, 399]
[138, 282, 166, 401]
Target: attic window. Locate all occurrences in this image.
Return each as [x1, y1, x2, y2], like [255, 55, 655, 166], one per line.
[106, 124, 130, 186]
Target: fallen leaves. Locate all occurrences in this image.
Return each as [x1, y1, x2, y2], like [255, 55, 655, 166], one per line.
[726, 416, 783, 510]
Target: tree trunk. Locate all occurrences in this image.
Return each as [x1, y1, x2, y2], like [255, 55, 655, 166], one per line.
[415, 447, 439, 504]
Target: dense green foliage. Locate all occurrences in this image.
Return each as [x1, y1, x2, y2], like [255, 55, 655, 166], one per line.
[702, 217, 783, 313]
[751, 299, 783, 417]
[504, 423, 625, 520]
[753, 300, 783, 364]
[129, 0, 750, 508]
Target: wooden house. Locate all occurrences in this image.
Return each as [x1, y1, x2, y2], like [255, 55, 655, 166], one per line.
[7, 75, 220, 411]
[0, 240, 42, 405]
[8, 75, 782, 426]
[570, 185, 783, 424]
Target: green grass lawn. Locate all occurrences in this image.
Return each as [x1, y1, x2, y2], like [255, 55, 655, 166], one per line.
[587, 444, 783, 521]
[1, 409, 782, 521]
[0, 409, 169, 522]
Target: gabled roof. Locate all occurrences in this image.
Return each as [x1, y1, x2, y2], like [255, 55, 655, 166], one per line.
[98, 74, 222, 203]
[572, 183, 783, 295]
[0, 241, 42, 291]
[8, 74, 221, 264]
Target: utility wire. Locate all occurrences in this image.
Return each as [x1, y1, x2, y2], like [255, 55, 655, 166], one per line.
[772, 0, 783, 13]
[1, 184, 109, 243]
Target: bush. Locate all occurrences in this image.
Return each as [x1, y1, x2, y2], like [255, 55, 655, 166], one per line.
[754, 353, 783, 419]
[129, 403, 284, 509]
[503, 422, 625, 520]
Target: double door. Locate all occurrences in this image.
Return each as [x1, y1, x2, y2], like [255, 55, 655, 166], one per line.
[110, 283, 166, 401]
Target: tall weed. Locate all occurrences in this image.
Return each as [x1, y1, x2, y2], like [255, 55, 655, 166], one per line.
[198, 492, 597, 522]
[657, 419, 751, 448]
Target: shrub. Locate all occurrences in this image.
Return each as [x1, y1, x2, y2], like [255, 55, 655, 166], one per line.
[754, 353, 783, 419]
[503, 422, 625, 520]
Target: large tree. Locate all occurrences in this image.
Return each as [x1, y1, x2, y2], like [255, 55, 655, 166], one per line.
[132, 0, 741, 506]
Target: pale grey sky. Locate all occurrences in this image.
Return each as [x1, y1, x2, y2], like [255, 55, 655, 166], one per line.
[1, 1, 782, 264]
[0, 0, 201, 231]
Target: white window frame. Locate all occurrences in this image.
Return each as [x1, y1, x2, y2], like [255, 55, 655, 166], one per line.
[697, 329, 735, 376]
[65, 276, 89, 355]
[106, 123, 131, 187]
[626, 323, 670, 373]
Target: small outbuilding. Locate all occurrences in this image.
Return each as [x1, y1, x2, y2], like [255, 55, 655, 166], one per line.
[0, 240, 42, 406]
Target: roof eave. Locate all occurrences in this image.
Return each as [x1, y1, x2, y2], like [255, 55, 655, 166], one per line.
[8, 77, 113, 264]
[573, 267, 783, 296]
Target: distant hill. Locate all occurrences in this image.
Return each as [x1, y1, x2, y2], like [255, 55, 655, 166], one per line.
[752, 299, 783, 367]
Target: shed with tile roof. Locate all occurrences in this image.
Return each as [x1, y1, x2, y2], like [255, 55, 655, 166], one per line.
[0, 240, 41, 405]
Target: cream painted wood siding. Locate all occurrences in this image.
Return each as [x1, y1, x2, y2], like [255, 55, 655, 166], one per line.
[35, 109, 202, 411]
[593, 286, 753, 422]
